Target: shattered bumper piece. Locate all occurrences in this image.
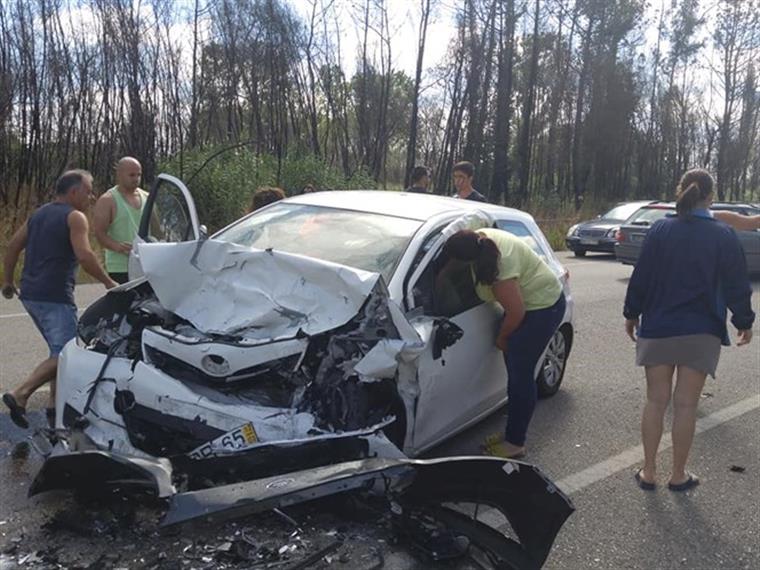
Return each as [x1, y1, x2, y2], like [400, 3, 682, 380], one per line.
[393, 456, 574, 569]
[162, 457, 412, 526]
[163, 455, 573, 569]
[29, 448, 176, 498]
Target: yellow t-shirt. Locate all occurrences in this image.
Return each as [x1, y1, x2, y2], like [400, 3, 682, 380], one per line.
[473, 228, 562, 311]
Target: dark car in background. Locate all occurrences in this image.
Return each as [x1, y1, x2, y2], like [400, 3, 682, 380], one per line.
[566, 201, 654, 257]
[615, 202, 760, 273]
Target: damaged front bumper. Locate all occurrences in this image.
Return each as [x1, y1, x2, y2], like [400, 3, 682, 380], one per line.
[32, 442, 573, 569]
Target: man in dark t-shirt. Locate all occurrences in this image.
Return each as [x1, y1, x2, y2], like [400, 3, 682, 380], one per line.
[452, 161, 487, 202]
[406, 166, 431, 194]
[2, 170, 116, 429]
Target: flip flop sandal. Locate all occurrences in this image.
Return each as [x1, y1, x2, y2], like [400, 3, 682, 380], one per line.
[634, 469, 656, 491]
[2, 393, 29, 429]
[482, 434, 526, 459]
[668, 473, 700, 492]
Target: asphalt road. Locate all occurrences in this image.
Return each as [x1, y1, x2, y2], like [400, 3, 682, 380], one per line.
[0, 252, 758, 569]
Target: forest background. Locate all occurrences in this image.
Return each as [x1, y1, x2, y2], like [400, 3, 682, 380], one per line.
[1, 0, 759, 249]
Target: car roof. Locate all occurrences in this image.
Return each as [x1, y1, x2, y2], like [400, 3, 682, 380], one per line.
[639, 202, 756, 210]
[283, 190, 535, 223]
[613, 200, 657, 206]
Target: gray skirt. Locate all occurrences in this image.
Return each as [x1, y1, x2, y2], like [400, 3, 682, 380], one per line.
[636, 334, 722, 378]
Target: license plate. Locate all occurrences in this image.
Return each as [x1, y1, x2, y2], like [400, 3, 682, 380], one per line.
[580, 238, 597, 245]
[631, 234, 645, 243]
[187, 422, 259, 459]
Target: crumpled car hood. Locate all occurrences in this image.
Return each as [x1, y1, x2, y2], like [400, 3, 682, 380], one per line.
[138, 239, 388, 339]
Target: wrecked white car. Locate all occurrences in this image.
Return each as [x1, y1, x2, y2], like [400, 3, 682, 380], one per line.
[33, 175, 575, 568]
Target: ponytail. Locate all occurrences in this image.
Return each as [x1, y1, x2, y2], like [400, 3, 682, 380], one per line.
[443, 230, 501, 285]
[675, 169, 714, 217]
[675, 182, 700, 216]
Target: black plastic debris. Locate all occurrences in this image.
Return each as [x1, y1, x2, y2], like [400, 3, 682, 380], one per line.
[729, 465, 746, 473]
[284, 540, 342, 569]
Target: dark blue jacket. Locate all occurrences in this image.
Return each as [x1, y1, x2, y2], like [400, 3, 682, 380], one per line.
[623, 211, 754, 345]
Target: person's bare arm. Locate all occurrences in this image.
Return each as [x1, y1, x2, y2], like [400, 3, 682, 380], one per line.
[68, 211, 118, 289]
[93, 193, 131, 254]
[2, 222, 28, 298]
[492, 278, 526, 352]
[713, 210, 760, 231]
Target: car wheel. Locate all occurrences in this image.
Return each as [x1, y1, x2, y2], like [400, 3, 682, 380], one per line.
[537, 326, 571, 398]
[573, 249, 586, 257]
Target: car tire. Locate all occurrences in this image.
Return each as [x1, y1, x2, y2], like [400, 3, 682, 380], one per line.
[537, 326, 572, 398]
[573, 249, 586, 257]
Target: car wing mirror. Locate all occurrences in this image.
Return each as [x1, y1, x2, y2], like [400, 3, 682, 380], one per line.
[432, 318, 464, 360]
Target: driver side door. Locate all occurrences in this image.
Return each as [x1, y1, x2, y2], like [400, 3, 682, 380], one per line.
[406, 225, 508, 454]
[128, 174, 201, 280]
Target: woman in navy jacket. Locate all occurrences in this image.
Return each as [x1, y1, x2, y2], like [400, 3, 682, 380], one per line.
[624, 168, 754, 492]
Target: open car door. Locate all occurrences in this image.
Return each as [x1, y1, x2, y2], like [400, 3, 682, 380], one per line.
[128, 174, 201, 280]
[403, 211, 508, 454]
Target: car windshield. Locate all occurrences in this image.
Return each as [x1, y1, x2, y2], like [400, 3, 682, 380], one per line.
[603, 202, 646, 221]
[214, 203, 422, 281]
[626, 207, 672, 226]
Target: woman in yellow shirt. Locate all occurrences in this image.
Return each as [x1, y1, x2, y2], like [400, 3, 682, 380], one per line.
[443, 228, 566, 458]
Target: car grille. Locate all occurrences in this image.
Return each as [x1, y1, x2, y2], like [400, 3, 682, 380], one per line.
[578, 229, 605, 238]
[144, 345, 300, 406]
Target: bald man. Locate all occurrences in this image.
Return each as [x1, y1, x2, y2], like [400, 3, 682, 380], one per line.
[93, 157, 148, 284]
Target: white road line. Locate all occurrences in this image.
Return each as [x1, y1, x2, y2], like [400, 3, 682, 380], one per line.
[0, 312, 29, 319]
[472, 396, 760, 532]
[555, 394, 760, 495]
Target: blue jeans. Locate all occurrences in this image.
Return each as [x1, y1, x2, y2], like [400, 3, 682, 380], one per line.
[22, 300, 78, 357]
[504, 293, 566, 446]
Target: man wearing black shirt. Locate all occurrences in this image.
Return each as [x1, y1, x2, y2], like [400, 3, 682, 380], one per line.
[406, 166, 431, 194]
[452, 161, 487, 202]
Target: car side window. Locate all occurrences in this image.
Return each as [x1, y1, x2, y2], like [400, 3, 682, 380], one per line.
[150, 187, 192, 242]
[494, 219, 547, 260]
[413, 254, 483, 318]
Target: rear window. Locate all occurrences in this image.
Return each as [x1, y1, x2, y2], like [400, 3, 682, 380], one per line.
[494, 220, 546, 259]
[626, 207, 672, 226]
[603, 202, 647, 221]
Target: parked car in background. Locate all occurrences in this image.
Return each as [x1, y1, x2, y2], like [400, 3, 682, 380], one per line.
[615, 202, 760, 273]
[565, 200, 654, 257]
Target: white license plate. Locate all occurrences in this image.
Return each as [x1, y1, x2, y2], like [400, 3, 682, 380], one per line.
[580, 238, 598, 245]
[187, 422, 259, 459]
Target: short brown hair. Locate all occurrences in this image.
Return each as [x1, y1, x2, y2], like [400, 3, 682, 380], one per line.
[675, 169, 714, 216]
[251, 186, 286, 211]
[452, 161, 474, 178]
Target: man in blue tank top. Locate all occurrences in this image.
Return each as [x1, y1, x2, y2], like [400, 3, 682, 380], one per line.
[2, 170, 117, 429]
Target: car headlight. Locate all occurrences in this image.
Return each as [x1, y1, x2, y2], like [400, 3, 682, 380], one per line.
[567, 224, 579, 237]
[606, 227, 618, 237]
